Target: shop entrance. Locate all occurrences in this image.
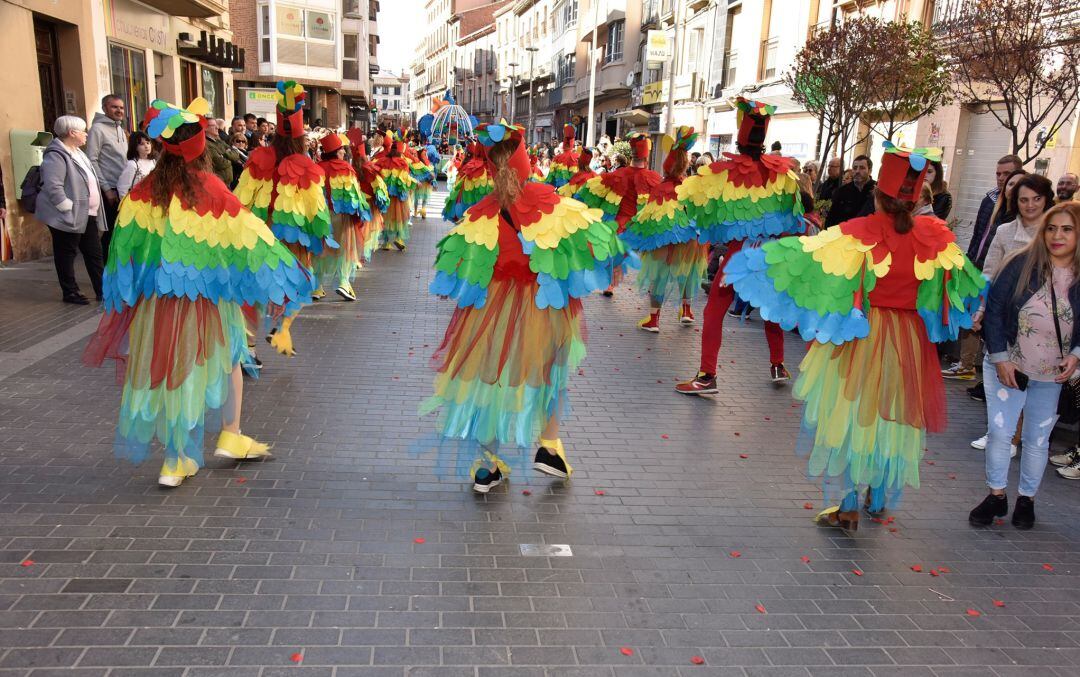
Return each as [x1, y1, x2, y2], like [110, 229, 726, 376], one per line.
[34, 19, 64, 132]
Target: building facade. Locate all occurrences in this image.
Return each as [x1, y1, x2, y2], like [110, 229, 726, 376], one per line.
[372, 70, 411, 126]
[452, 5, 502, 125]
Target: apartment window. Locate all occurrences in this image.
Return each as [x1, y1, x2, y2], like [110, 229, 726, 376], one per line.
[271, 4, 337, 68]
[565, 0, 577, 28]
[686, 28, 702, 73]
[605, 20, 624, 64]
[343, 33, 359, 80]
[759, 36, 778, 79]
[343, 0, 362, 17]
[720, 3, 740, 88]
[260, 5, 271, 63]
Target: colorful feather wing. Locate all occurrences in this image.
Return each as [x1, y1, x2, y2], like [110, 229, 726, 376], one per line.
[678, 153, 804, 244]
[573, 173, 623, 221]
[322, 161, 372, 221]
[104, 173, 314, 314]
[724, 226, 886, 345]
[621, 180, 697, 251]
[379, 157, 418, 200]
[443, 162, 494, 222]
[913, 220, 987, 342]
[233, 146, 276, 222]
[544, 153, 577, 189]
[272, 154, 336, 255]
[430, 211, 500, 308]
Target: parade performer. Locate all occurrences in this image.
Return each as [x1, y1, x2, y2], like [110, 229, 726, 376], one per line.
[234, 80, 333, 312]
[411, 146, 436, 219]
[575, 133, 662, 295]
[442, 140, 494, 223]
[446, 147, 463, 193]
[556, 146, 597, 198]
[347, 129, 390, 262]
[424, 120, 621, 493]
[83, 98, 314, 488]
[724, 143, 986, 530]
[544, 125, 579, 189]
[625, 126, 708, 331]
[374, 132, 418, 251]
[316, 132, 372, 301]
[673, 99, 804, 391]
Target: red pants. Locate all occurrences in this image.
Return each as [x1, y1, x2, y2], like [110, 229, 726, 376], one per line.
[699, 241, 785, 374]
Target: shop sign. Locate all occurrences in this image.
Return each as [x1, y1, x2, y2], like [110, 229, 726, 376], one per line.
[105, 0, 171, 54]
[276, 5, 304, 37]
[241, 88, 279, 116]
[641, 81, 667, 106]
[307, 11, 334, 40]
[645, 30, 671, 70]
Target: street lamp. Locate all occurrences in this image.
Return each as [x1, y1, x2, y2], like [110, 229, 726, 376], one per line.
[525, 46, 539, 145]
[508, 62, 519, 125]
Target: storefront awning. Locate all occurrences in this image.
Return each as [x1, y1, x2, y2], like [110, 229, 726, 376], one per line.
[612, 108, 652, 124]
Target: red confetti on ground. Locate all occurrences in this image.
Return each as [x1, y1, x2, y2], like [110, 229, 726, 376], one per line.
[938, 566, 951, 573]
[871, 517, 884, 524]
[755, 603, 767, 614]
[619, 647, 634, 656]
[578, 369, 585, 375]
[20, 560, 33, 567]
[888, 528, 898, 533]
[993, 599, 1006, 607]
[910, 565, 923, 572]
[993, 519, 1005, 525]
[851, 569, 863, 576]
[522, 489, 532, 496]
[929, 569, 940, 577]
[734, 432, 741, 437]
[414, 537, 425, 544]
[729, 551, 741, 558]
[966, 609, 981, 617]
[803, 503, 813, 510]
[926, 460, 936, 465]
[764, 417, 771, 421]
[235, 477, 247, 484]
[948, 474, 957, 480]
[595, 490, 605, 496]
[690, 656, 705, 665]
[392, 376, 400, 380]
[660, 434, 669, 440]
[290, 653, 303, 663]
[800, 556, 811, 564]
[1043, 563, 1055, 571]
[657, 379, 663, 383]
[739, 454, 748, 459]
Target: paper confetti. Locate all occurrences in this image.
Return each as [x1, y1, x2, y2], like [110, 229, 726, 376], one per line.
[803, 503, 813, 510]
[595, 490, 605, 496]
[20, 560, 33, 567]
[993, 600, 1006, 607]
[755, 603, 767, 614]
[851, 569, 863, 576]
[690, 655, 705, 665]
[620, 647, 634, 656]
[1043, 563, 1055, 571]
[414, 537, 425, 544]
[910, 565, 923, 572]
[660, 434, 669, 440]
[966, 609, 981, 617]
[739, 454, 748, 459]
[235, 477, 247, 484]
[522, 489, 532, 496]
[290, 652, 303, 663]
[729, 551, 741, 558]
[938, 566, 951, 573]
[800, 556, 811, 564]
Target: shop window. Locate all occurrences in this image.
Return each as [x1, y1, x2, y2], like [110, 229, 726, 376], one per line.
[108, 42, 148, 133]
[201, 66, 224, 119]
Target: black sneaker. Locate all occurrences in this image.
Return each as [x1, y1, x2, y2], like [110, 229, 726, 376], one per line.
[601, 290, 614, 297]
[969, 493, 1008, 526]
[472, 466, 504, 493]
[533, 447, 569, 478]
[771, 363, 791, 383]
[1012, 495, 1035, 530]
[967, 381, 985, 402]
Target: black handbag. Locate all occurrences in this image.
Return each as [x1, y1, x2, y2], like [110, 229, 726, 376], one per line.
[1049, 280, 1080, 424]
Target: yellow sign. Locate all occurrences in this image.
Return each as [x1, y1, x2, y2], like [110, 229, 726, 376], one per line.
[641, 81, 667, 106]
[645, 30, 671, 65]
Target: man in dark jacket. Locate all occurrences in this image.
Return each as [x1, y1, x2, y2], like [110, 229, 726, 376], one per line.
[205, 118, 242, 186]
[823, 155, 875, 228]
[817, 157, 842, 200]
[966, 154, 1023, 268]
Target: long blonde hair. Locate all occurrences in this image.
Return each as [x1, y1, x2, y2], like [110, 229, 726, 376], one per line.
[1001, 202, 1080, 305]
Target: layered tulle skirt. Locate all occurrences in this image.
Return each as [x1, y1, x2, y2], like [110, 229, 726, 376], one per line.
[315, 211, 362, 287]
[381, 197, 411, 245]
[796, 307, 944, 509]
[422, 278, 585, 476]
[634, 241, 708, 303]
[84, 296, 248, 475]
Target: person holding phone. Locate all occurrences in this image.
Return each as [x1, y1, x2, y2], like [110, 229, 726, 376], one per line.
[971, 202, 1080, 530]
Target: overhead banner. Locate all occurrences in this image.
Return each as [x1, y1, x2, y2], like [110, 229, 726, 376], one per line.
[645, 30, 672, 70]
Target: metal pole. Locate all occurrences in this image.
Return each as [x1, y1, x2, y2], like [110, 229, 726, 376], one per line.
[664, 0, 683, 136]
[586, 0, 599, 147]
[509, 62, 518, 124]
[526, 47, 537, 145]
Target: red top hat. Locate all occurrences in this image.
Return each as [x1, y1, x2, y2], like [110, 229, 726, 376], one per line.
[563, 124, 575, 145]
[345, 127, 365, 149]
[275, 81, 307, 139]
[877, 141, 942, 202]
[627, 133, 651, 161]
[735, 97, 776, 151]
[319, 133, 345, 154]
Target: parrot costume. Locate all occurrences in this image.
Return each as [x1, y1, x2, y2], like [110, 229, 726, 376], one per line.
[443, 140, 494, 223]
[374, 132, 419, 251]
[316, 132, 372, 301]
[544, 124, 579, 189]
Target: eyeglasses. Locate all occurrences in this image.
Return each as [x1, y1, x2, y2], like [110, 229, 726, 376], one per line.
[233, 139, 247, 145]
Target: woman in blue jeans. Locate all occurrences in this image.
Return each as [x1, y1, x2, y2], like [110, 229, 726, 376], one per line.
[971, 202, 1080, 530]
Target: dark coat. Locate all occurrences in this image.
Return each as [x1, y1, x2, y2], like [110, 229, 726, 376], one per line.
[824, 179, 876, 228]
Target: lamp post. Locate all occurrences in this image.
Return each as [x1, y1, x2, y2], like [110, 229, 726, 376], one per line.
[508, 62, 519, 124]
[663, 0, 684, 136]
[525, 46, 539, 145]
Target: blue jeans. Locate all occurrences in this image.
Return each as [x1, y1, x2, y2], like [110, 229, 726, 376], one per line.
[983, 357, 1060, 497]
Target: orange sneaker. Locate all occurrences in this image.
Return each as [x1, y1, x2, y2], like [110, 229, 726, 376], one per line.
[638, 312, 660, 333]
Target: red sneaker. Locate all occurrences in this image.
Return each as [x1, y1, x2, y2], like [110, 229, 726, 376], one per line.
[679, 303, 695, 324]
[675, 372, 718, 395]
[638, 313, 660, 333]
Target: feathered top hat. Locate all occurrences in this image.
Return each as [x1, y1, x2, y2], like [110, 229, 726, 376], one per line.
[878, 141, 942, 203]
[275, 81, 307, 139]
[627, 133, 651, 161]
[319, 132, 347, 155]
[143, 97, 210, 163]
[735, 97, 775, 151]
[660, 126, 698, 177]
[562, 124, 575, 145]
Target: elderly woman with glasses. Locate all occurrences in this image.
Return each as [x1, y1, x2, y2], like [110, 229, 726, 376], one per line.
[35, 115, 109, 304]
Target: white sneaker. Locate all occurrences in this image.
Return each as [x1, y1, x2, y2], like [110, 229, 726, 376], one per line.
[1050, 447, 1080, 467]
[1057, 458, 1080, 480]
[158, 474, 184, 488]
[971, 435, 987, 450]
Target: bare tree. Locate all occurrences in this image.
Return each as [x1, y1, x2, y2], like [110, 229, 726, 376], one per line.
[938, 0, 1080, 165]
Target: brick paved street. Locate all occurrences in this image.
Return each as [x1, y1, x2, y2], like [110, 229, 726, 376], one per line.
[1, 189, 1080, 677]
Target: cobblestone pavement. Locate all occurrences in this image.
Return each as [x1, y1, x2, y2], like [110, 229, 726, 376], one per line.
[1, 189, 1080, 677]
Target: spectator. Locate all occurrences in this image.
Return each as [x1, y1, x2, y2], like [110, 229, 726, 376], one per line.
[230, 116, 247, 136]
[926, 159, 952, 220]
[981, 174, 1054, 281]
[116, 131, 157, 199]
[913, 183, 935, 217]
[85, 94, 128, 261]
[818, 157, 842, 200]
[797, 172, 821, 234]
[842, 168, 853, 185]
[970, 201, 1080, 530]
[35, 115, 107, 305]
[228, 134, 250, 188]
[214, 118, 228, 142]
[967, 154, 1024, 267]
[824, 155, 875, 228]
[1057, 172, 1078, 202]
[770, 141, 782, 155]
[249, 132, 267, 148]
[204, 118, 241, 186]
[267, 122, 277, 138]
[690, 152, 701, 167]
[244, 113, 257, 138]
[803, 160, 820, 189]
[989, 170, 1028, 231]
[257, 118, 270, 136]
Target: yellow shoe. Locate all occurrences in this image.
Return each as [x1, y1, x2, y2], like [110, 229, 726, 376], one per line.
[393, 239, 407, 252]
[213, 430, 272, 460]
[158, 456, 199, 487]
[311, 287, 326, 300]
[421, 207, 427, 219]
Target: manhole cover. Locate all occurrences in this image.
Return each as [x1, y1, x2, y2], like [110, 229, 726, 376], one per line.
[519, 544, 572, 557]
